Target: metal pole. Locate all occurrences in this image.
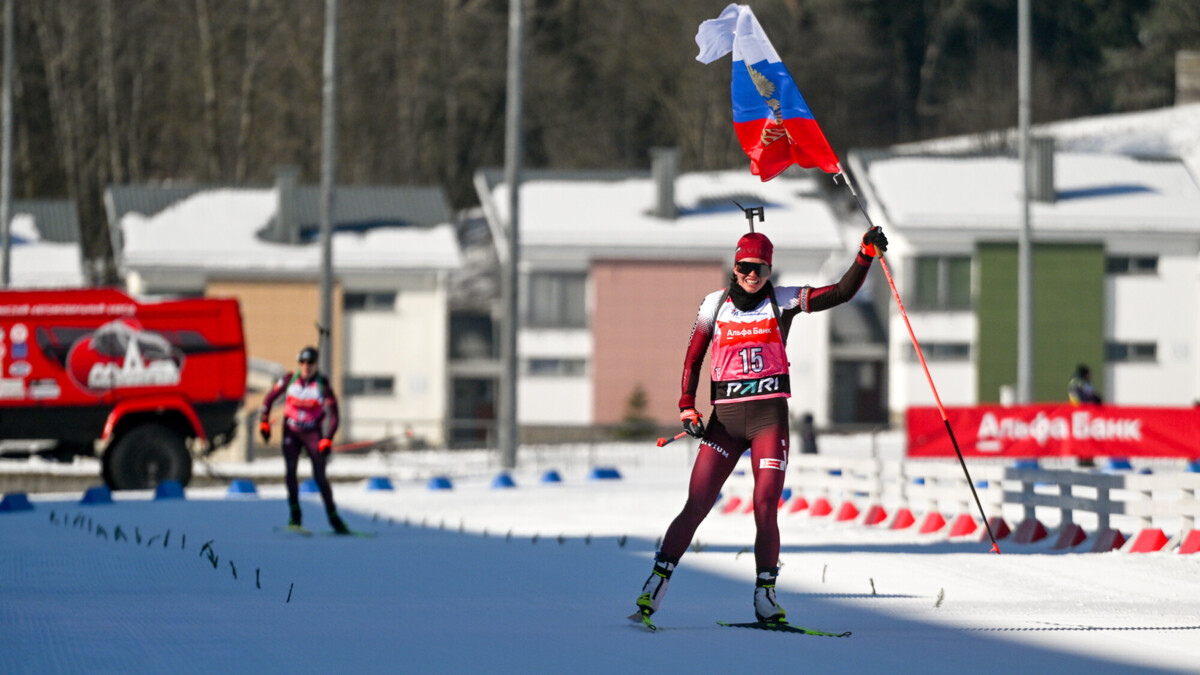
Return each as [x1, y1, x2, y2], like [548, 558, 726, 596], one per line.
[0, 0, 14, 288]
[499, 0, 524, 470]
[318, 0, 338, 377]
[1016, 0, 1033, 403]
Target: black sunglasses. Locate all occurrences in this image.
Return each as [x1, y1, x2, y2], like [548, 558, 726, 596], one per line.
[734, 261, 770, 276]
[299, 359, 316, 365]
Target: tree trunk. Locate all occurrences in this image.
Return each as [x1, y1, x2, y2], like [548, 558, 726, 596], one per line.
[194, 0, 221, 180]
[234, 0, 262, 183]
[100, 0, 124, 185]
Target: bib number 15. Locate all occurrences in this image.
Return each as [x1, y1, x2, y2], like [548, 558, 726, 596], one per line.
[739, 347, 763, 374]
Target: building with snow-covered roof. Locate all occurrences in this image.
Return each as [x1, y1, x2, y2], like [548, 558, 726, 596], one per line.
[106, 173, 462, 455]
[848, 119, 1200, 418]
[5, 200, 85, 288]
[475, 157, 889, 437]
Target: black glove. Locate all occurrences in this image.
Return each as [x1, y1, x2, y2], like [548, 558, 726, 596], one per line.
[259, 420, 271, 443]
[680, 408, 705, 439]
[861, 226, 888, 257]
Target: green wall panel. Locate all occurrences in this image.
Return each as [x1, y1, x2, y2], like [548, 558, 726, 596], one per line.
[975, 243, 1105, 403]
[976, 244, 1018, 403]
[1032, 244, 1105, 401]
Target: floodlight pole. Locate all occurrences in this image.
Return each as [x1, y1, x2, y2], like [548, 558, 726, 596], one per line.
[1017, 0, 1033, 403]
[1, 0, 14, 288]
[498, 0, 524, 470]
[318, 0, 338, 377]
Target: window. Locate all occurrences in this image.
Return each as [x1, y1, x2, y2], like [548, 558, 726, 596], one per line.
[911, 256, 971, 310]
[344, 376, 395, 396]
[906, 342, 971, 361]
[1105, 256, 1157, 275]
[344, 291, 396, 311]
[449, 314, 495, 360]
[527, 273, 587, 328]
[524, 358, 587, 377]
[1105, 341, 1157, 363]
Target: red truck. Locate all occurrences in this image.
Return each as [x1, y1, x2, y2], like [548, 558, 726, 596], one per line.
[0, 288, 246, 489]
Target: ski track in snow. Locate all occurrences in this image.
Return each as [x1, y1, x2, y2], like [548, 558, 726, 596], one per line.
[3, 466, 1199, 674]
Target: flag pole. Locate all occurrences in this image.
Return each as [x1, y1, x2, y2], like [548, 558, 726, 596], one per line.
[835, 171, 1000, 554]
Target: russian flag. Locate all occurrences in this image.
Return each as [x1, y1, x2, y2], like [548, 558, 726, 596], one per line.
[696, 4, 841, 180]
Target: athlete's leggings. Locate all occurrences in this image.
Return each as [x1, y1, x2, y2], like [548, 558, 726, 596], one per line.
[660, 397, 790, 572]
[282, 427, 336, 517]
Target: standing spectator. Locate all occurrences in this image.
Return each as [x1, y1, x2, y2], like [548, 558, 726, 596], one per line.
[1068, 364, 1102, 405]
[260, 346, 350, 534]
[799, 413, 818, 455]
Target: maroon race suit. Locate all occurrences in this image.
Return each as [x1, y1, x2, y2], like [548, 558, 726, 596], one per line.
[260, 370, 341, 519]
[662, 249, 874, 571]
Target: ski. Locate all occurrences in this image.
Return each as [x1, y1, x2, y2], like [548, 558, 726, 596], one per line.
[717, 620, 851, 637]
[274, 525, 313, 536]
[626, 610, 658, 632]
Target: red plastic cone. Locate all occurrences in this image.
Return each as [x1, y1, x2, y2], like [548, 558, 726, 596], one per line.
[1091, 527, 1126, 553]
[1013, 518, 1048, 544]
[1051, 523, 1086, 549]
[918, 511, 946, 534]
[1179, 529, 1200, 555]
[809, 497, 833, 517]
[1129, 528, 1169, 553]
[862, 504, 887, 526]
[947, 514, 977, 537]
[984, 516, 1011, 541]
[835, 501, 859, 522]
[890, 508, 915, 530]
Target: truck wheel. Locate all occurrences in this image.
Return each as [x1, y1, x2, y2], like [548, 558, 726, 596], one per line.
[102, 424, 193, 490]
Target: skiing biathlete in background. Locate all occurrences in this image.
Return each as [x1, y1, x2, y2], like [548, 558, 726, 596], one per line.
[259, 346, 350, 535]
[635, 225, 887, 625]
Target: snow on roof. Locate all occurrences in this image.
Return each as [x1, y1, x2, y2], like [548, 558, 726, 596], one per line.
[901, 102, 1200, 178]
[119, 189, 462, 272]
[491, 170, 843, 254]
[867, 103, 1200, 233]
[7, 214, 84, 288]
[867, 152, 1200, 231]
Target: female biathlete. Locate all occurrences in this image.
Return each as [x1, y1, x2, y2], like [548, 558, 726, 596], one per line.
[635, 225, 887, 624]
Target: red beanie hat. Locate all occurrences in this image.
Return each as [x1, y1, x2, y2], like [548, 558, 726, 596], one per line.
[735, 232, 773, 265]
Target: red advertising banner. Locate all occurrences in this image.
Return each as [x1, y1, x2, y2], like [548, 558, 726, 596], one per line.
[907, 405, 1200, 458]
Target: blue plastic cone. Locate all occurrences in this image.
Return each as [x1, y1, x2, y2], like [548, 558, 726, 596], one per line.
[154, 480, 185, 500]
[80, 485, 114, 505]
[0, 492, 33, 512]
[366, 476, 395, 491]
[226, 479, 259, 498]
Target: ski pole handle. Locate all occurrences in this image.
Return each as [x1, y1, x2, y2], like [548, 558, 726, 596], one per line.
[656, 431, 688, 447]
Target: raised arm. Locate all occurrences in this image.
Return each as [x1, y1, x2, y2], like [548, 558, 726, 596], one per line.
[806, 226, 887, 313]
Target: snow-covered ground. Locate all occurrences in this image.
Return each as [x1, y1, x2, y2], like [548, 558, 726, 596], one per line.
[3, 450, 1200, 674]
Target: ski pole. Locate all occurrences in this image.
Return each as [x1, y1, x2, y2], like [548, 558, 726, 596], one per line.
[656, 431, 688, 447]
[838, 173, 1000, 554]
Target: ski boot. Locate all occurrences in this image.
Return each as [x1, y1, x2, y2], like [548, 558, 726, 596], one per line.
[636, 552, 678, 618]
[287, 505, 303, 528]
[754, 567, 786, 624]
[328, 512, 351, 535]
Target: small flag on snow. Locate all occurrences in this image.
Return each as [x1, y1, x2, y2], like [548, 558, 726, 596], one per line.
[696, 3, 841, 180]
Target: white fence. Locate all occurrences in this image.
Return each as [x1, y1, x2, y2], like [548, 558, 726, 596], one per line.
[720, 454, 1200, 549]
